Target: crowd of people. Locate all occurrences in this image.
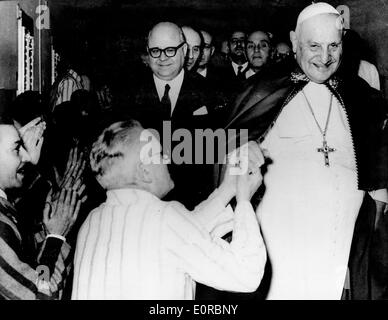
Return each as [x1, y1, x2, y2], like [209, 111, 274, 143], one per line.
[0, 2, 387, 300]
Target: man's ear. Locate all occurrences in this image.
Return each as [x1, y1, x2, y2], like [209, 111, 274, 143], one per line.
[136, 162, 153, 184]
[290, 30, 298, 53]
[182, 43, 188, 57]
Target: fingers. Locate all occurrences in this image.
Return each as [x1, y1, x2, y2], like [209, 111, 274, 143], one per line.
[77, 184, 86, 197]
[55, 188, 67, 214]
[60, 147, 86, 190]
[81, 194, 88, 203]
[64, 188, 72, 209]
[72, 178, 82, 191]
[74, 158, 86, 181]
[73, 199, 82, 222]
[43, 202, 51, 224]
[19, 117, 43, 135]
[45, 189, 53, 203]
[247, 141, 264, 167]
[65, 145, 77, 173]
[36, 136, 44, 149]
[69, 190, 78, 218]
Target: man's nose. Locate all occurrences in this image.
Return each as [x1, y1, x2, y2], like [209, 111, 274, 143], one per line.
[159, 51, 169, 61]
[187, 48, 194, 58]
[320, 48, 331, 64]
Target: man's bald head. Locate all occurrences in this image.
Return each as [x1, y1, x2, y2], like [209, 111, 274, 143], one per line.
[147, 22, 187, 81]
[148, 22, 185, 46]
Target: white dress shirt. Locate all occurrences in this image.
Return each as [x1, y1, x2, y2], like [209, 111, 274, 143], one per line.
[231, 61, 248, 76]
[153, 70, 185, 115]
[197, 68, 207, 78]
[358, 60, 380, 91]
[245, 68, 256, 79]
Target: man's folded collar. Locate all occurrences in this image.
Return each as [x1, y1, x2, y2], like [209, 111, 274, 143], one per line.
[290, 68, 341, 90]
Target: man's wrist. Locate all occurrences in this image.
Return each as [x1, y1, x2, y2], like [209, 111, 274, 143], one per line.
[217, 183, 235, 205]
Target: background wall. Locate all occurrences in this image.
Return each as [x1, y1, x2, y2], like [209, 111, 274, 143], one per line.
[336, 0, 388, 97]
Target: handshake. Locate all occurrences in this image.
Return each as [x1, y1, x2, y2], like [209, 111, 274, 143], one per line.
[221, 141, 265, 203]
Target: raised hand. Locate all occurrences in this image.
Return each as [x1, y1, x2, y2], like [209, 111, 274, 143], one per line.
[235, 141, 265, 202]
[43, 187, 87, 238]
[55, 142, 87, 191]
[19, 117, 46, 165]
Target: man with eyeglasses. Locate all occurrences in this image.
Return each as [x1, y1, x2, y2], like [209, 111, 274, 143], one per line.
[181, 26, 202, 72]
[245, 30, 272, 80]
[114, 21, 221, 210]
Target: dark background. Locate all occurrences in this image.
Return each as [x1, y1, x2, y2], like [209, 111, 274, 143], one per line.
[47, 0, 388, 96]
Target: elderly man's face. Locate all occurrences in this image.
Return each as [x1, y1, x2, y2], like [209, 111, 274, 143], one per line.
[148, 24, 187, 81]
[246, 31, 271, 69]
[0, 125, 30, 191]
[182, 27, 202, 71]
[199, 31, 214, 67]
[291, 14, 343, 83]
[229, 31, 246, 61]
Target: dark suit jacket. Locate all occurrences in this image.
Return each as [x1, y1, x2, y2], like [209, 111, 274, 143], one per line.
[216, 62, 249, 96]
[112, 70, 223, 209]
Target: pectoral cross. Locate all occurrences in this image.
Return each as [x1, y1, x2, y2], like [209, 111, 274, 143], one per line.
[317, 140, 336, 167]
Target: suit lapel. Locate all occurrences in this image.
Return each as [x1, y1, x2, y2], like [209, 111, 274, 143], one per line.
[225, 75, 292, 129]
[172, 72, 196, 120]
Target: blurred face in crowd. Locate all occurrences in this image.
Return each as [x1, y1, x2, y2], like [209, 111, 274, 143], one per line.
[228, 31, 247, 64]
[0, 125, 31, 191]
[220, 40, 229, 60]
[273, 42, 292, 63]
[246, 31, 271, 71]
[199, 30, 215, 68]
[147, 22, 187, 81]
[182, 26, 202, 71]
[290, 13, 343, 83]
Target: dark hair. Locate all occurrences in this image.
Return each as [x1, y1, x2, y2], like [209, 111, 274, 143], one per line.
[4, 91, 46, 126]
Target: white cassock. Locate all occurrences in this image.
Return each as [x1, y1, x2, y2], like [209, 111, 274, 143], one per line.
[257, 81, 365, 299]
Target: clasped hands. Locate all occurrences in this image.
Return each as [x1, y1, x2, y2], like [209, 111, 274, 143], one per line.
[43, 143, 88, 238]
[220, 141, 265, 203]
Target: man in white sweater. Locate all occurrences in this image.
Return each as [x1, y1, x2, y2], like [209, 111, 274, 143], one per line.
[72, 119, 266, 299]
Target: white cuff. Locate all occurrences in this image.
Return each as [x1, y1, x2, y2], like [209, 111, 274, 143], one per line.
[369, 189, 388, 204]
[46, 234, 66, 242]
